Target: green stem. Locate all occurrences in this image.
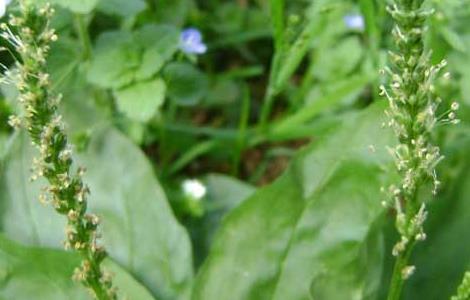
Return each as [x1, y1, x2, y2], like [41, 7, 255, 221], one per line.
[74, 14, 92, 61]
[384, 0, 436, 298]
[258, 58, 279, 130]
[233, 85, 251, 176]
[7, 4, 116, 298]
[258, 0, 284, 129]
[89, 278, 109, 300]
[387, 242, 415, 300]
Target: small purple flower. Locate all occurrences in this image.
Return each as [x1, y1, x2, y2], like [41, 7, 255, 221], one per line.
[180, 28, 207, 55]
[344, 14, 365, 31]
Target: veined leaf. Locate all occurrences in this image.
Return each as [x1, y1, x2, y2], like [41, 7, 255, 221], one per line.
[0, 128, 194, 300]
[87, 31, 141, 89]
[87, 26, 179, 89]
[114, 79, 166, 122]
[0, 234, 156, 300]
[192, 102, 393, 300]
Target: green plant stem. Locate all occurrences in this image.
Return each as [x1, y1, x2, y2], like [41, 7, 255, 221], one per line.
[387, 241, 416, 300]
[233, 84, 251, 176]
[74, 14, 92, 61]
[258, 56, 280, 130]
[258, 0, 284, 130]
[4, 3, 117, 299]
[88, 269, 109, 300]
[382, 0, 446, 299]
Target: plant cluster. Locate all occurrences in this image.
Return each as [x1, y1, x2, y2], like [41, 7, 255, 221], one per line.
[380, 0, 460, 298]
[2, 2, 115, 299]
[0, 0, 469, 300]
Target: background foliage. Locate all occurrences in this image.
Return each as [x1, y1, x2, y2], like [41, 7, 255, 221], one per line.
[1, 0, 470, 299]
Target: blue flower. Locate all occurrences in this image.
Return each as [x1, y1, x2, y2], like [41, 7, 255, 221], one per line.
[180, 28, 207, 55]
[344, 14, 365, 31]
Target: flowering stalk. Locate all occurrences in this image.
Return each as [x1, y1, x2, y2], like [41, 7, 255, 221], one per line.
[380, 0, 458, 299]
[2, 2, 116, 299]
[452, 272, 470, 300]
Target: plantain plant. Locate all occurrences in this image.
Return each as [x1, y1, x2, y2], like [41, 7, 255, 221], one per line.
[380, 0, 459, 299]
[2, 2, 116, 299]
[1, 0, 470, 299]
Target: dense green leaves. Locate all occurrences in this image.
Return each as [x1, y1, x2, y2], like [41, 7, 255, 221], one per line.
[270, 0, 341, 95]
[192, 103, 394, 300]
[0, 235, 156, 299]
[1, 0, 469, 299]
[87, 25, 180, 121]
[0, 128, 193, 300]
[87, 25, 179, 89]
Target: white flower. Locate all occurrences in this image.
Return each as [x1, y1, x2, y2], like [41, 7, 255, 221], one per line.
[182, 179, 207, 200]
[0, 0, 12, 18]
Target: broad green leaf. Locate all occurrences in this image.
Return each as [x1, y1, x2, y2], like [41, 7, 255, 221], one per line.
[0, 234, 156, 300]
[440, 27, 467, 52]
[203, 174, 255, 222]
[47, 38, 103, 135]
[134, 25, 180, 62]
[313, 36, 364, 81]
[154, 0, 192, 26]
[0, 134, 5, 157]
[0, 128, 193, 300]
[97, 0, 147, 17]
[136, 49, 165, 81]
[87, 31, 141, 89]
[35, 0, 99, 13]
[114, 79, 166, 122]
[56, 0, 99, 13]
[189, 174, 255, 266]
[47, 38, 81, 88]
[192, 102, 393, 300]
[164, 63, 209, 106]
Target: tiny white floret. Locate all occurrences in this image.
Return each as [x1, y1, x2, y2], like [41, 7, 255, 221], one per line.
[182, 179, 207, 200]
